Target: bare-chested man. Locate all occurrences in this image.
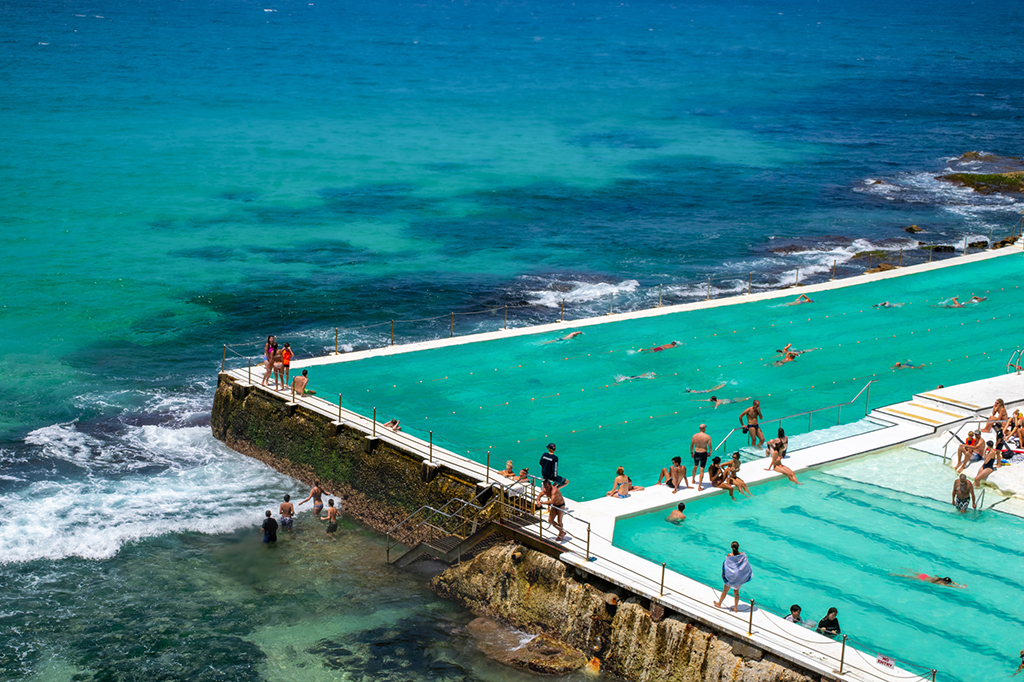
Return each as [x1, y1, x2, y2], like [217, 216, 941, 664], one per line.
[298, 480, 325, 516]
[543, 331, 583, 344]
[657, 456, 689, 493]
[740, 400, 765, 447]
[279, 494, 295, 530]
[952, 474, 976, 513]
[690, 424, 712, 488]
[320, 498, 339, 535]
[291, 369, 316, 395]
[954, 431, 984, 472]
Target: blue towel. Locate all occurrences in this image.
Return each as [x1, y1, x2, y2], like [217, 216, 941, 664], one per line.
[722, 553, 752, 587]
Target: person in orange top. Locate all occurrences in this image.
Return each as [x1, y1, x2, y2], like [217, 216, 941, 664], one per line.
[281, 342, 293, 384]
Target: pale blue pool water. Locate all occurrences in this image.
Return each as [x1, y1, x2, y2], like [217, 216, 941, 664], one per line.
[614, 447, 1024, 682]
[306, 254, 1024, 499]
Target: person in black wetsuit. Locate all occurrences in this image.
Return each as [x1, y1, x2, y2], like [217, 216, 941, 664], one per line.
[540, 443, 568, 489]
[261, 510, 278, 544]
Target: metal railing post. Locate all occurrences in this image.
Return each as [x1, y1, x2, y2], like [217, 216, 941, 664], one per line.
[291, 385, 296, 403]
[247, 359, 251, 384]
[899, 246, 903, 267]
[335, 327, 338, 354]
[865, 384, 871, 415]
[373, 407, 377, 437]
[929, 246, 934, 262]
[834, 635, 847, 674]
[660, 562, 666, 596]
[931, 669, 936, 682]
[450, 313, 454, 337]
[338, 394, 342, 423]
[658, 284, 663, 307]
[586, 524, 591, 561]
[831, 259, 836, 280]
[963, 235, 967, 255]
[795, 268, 799, 286]
[609, 292, 614, 315]
[867, 253, 871, 270]
[504, 305, 507, 329]
[429, 430, 433, 463]
[560, 298, 565, 322]
[748, 599, 755, 636]
[706, 277, 711, 300]
[748, 272, 752, 294]
[837, 404, 842, 425]
[809, 412, 812, 431]
[221, 345, 226, 372]
[486, 450, 491, 484]
[391, 320, 394, 346]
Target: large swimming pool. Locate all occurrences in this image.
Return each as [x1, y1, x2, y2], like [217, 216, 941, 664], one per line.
[614, 447, 1024, 682]
[309, 254, 1024, 499]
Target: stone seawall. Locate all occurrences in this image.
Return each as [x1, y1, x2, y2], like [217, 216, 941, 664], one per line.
[431, 544, 820, 682]
[210, 373, 483, 534]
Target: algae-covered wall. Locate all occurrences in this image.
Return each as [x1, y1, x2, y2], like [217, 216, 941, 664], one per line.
[210, 374, 481, 533]
[431, 544, 819, 682]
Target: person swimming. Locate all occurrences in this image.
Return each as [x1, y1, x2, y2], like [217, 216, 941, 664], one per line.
[872, 301, 905, 308]
[968, 295, 987, 304]
[775, 344, 820, 357]
[702, 395, 752, 409]
[614, 372, 656, 383]
[638, 341, 680, 353]
[940, 296, 964, 308]
[788, 294, 813, 306]
[892, 573, 966, 589]
[892, 361, 925, 369]
[773, 351, 799, 366]
[686, 382, 727, 394]
[543, 331, 584, 344]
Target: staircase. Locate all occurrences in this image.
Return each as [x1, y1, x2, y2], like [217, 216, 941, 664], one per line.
[386, 480, 564, 568]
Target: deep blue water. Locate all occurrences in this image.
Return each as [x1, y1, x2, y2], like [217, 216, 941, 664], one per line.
[1, 0, 1022, 678]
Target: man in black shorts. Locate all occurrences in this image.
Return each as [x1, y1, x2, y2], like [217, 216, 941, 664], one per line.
[320, 499, 339, 535]
[540, 443, 568, 488]
[690, 424, 711, 489]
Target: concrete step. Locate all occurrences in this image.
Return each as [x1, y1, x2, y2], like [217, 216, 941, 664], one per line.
[872, 401, 952, 427]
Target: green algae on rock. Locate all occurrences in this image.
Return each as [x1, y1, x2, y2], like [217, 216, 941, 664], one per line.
[939, 172, 1024, 195]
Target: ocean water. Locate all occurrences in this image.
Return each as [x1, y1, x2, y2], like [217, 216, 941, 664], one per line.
[2, 0, 1023, 678]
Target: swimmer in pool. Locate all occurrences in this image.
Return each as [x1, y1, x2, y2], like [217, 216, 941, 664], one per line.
[872, 301, 904, 308]
[543, 331, 584, 344]
[702, 395, 752, 409]
[666, 502, 686, 524]
[892, 361, 925, 369]
[638, 341, 680, 353]
[775, 344, 820, 357]
[940, 296, 964, 308]
[1015, 650, 1024, 676]
[788, 294, 813, 306]
[892, 573, 966, 589]
[968, 295, 987, 304]
[773, 351, 799, 366]
[686, 382, 727, 394]
[615, 372, 656, 383]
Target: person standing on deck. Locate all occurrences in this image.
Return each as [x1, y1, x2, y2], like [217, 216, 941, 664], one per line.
[690, 424, 712, 489]
[740, 400, 764, 447]
[952, 474, 976, 513]
[281, 342, 293, 385]
[713, 541, 752, 612]
[540, 443, 568, 489]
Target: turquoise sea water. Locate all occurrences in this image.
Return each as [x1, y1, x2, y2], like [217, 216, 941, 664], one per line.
[614, 447, 1024, 682]
[2, 0, 1024, 678]
[307, 253, 1024, 499]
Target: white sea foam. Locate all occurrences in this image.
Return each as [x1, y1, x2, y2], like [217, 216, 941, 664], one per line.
[2, 424, 300, 563]
[524, 277, 639, 308]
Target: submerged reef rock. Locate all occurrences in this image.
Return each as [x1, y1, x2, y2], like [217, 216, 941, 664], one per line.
[865, 263, 896, 274]
[939, 172, 1024, 195]
[431, 544, 816, 682]
[904, 224, 923, 234]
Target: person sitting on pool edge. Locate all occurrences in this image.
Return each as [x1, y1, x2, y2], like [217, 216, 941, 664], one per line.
[657, 456, 689, 493]
[954, 431, 984, 472]
[974, 441, 1000, 487]
[707, 457, 735, 500]
[725, 452, 754, 498]
[666, 502, 685, 524]
[816, 608, 841, 637]
[607, 466, 643, 498]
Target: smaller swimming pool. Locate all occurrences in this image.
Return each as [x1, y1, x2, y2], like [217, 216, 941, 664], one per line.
[613, 447, 1024, 682]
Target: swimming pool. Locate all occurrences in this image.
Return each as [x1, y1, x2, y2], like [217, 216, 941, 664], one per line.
[308, 254, 1024, 499]
[613, 446, 1024, 682]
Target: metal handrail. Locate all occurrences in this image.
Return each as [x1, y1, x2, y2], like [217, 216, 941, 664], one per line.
[1008, 348, 1022, 375]
[715, 379, 877, 453]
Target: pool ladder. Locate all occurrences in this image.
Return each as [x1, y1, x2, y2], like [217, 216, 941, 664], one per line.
[1007, 348, 1023, 375]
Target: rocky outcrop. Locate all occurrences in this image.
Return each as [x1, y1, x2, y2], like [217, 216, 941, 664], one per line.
[865, 262, 896, 274]
[939, 172, 1024, 194]
[903, 225, 923, 234]
[431, 545, 817, 682]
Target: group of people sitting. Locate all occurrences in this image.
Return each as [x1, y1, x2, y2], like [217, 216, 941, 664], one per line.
[953, 398, 1024, 488]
